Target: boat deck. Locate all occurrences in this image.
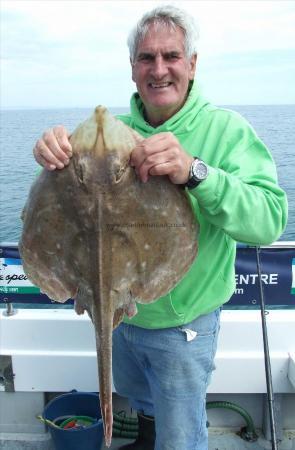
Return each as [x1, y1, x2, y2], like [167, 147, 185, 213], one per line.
[1, 429, 295, 450]
[104, 432, 295, 450]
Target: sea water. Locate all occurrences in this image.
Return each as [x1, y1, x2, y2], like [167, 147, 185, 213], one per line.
[0, 105, 294, 242]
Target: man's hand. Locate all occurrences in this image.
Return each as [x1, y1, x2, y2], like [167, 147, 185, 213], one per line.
[130, 132, 193, 184]
[33, 125, 72, 170]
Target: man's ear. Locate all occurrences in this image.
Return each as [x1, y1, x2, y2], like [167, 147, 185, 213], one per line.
[130, 57, 135, 82]
[189, 54, 197, 80]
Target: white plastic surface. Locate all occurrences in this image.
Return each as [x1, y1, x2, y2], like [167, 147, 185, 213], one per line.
[288, 353, 295, 389]
[1, 309, 295, 393]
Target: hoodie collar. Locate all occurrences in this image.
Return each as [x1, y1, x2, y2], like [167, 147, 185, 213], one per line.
[129, 81, 210, 136]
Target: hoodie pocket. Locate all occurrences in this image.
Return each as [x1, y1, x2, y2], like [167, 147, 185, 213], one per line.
[165, 292, 185, 321]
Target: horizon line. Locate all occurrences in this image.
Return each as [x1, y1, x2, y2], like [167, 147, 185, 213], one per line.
[2, 103, 295, 111]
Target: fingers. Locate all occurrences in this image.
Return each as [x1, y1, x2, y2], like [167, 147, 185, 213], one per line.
[33, 125, 72, 170]
[54, 126, 72, 156]
[35, 152, 58, 171]
[34, 140, 66, 170]
[130, 132, 171, 169]
[138, 149, 174, 183]
[130, 132, 193, 184]
[130, 133, 171, 182]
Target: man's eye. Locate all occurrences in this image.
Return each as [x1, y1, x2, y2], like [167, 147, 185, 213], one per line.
[138, 55, 154, 62]
[166, 54, 180, 60]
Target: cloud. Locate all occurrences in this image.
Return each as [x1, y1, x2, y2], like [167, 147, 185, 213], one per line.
[1, 0, 295, 107]
[198, 48, 295, 105]
[194, 1, 295, 55]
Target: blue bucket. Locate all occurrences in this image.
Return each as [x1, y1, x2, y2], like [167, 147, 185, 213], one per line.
[43, 390, 104, 450]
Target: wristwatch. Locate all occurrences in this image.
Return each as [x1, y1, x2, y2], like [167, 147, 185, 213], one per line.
[185, 158, 209, 189]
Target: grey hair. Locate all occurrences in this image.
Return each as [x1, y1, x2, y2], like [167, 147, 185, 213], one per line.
[127, 5, 200, 63]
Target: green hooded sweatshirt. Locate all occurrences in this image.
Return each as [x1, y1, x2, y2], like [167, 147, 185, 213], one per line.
[116, 82, 288, 329]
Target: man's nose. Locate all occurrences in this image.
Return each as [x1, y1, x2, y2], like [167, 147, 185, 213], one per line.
[152, 55, 168, 78]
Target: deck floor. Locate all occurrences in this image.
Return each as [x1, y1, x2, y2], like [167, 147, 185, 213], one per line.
[1, 429, 295, 450]
[102, 430, 295, 450]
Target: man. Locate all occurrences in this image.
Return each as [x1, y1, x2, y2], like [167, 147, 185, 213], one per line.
[33, 6, 288, 450]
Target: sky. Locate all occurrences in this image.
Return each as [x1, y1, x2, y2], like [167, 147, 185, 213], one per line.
[1, 0, 295, 109]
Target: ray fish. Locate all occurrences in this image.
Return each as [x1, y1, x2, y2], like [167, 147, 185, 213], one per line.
[19, 106, 199, 447]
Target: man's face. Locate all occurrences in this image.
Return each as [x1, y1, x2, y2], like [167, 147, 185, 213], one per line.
[131, 24, 197, 126]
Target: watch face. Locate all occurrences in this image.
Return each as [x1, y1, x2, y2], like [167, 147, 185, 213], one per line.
[192, 161, 208, 180]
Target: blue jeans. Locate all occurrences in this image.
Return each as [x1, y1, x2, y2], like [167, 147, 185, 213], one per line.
[112, 308, 221, 450]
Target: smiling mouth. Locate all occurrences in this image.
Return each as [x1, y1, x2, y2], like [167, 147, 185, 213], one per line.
[149, 82, 172, 89]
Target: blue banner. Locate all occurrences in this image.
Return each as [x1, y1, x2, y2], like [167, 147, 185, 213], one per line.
[0, 244, 294, 308]
[226, 246, 295, 308]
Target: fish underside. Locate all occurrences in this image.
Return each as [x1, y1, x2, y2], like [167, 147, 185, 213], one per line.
[19, 107, 198, 447]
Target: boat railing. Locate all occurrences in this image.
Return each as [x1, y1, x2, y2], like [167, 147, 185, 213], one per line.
[1, 241, 295, 309]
